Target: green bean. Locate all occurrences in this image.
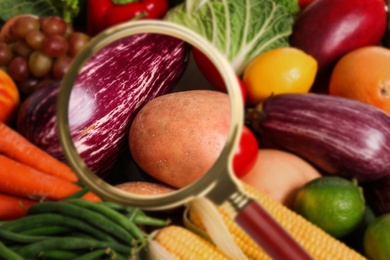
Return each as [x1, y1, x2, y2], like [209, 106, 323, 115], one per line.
[133, 215, 170, 226]
[126, 208, 146, 222]
[1, 213, 118, 243]
[27, 202, 134, 245]
[98, 201, 130, 213]
[8, 245, 24, 251]
[0, 241, 23, 260]
[73, 248, 135, 260]
[0, 229, 53, 244]
[66, 231, 96, 240]
[73, 248, 112, 260]
[64, 199, 146, 244]
[0, 221, 11, 227]
[20, 226, 72, 236]
[38, 250, 79, 259]
[99, 202, 169, 227]
[18, 237, 131, 258]
[99, 201, 146, 217]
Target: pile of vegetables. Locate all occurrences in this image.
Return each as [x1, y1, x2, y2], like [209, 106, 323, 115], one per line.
[1, 0, 390, 259]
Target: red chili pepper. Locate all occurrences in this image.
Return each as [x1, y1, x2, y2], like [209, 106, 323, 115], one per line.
[87, 0, 169, 36]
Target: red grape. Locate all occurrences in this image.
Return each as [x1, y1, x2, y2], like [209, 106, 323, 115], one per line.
[11, 16, 40, 39]
[67, 32, 90, 57]
[0, 42, 13, 66]
[52, 55, 72, 79]
[8, 56, 29, 81]
[25, 30, 45, 50]
[41, 16, 67, 36]
[42, 35, 69, 58]
[12, 40, 32, 57]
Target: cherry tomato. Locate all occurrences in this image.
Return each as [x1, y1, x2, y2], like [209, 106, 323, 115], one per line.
[233, 126, 259, 178]
[192, 47, 247, 104]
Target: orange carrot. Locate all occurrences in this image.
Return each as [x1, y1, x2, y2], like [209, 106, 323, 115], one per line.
[0, 193, 36, 220]
[81, 190, 103, 202]
[0, 122, 78, 182]
[0, 155, 101, 202]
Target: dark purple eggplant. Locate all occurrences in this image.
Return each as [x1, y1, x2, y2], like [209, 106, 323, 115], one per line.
[17, 33, 189, 177]
[246, 93, 390, 182]
[363, 175, 390, 216]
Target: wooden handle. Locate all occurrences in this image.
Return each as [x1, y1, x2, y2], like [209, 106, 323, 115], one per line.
[235, 200, 313, 260]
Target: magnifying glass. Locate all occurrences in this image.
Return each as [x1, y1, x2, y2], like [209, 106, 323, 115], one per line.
[56, 20, 313, 260]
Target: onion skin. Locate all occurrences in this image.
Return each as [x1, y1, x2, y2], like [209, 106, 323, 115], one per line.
[17, 33, 188, 177]
[247, 93, 390, 182]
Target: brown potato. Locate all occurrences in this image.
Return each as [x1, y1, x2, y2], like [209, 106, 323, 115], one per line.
[115, 181, 176, 195]
[129, 90, 230, 188]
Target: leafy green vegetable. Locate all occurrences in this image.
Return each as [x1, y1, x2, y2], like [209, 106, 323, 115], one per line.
[164, 0, 295, 74]
[0, 0, 85, 25]
[60, 0, 85, 23]
[0, 0, 59, 22]
[273, 0, 300, 15]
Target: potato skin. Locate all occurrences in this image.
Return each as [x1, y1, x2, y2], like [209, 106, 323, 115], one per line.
[129, 90, 230, 188]
[115, 181, 176, 195]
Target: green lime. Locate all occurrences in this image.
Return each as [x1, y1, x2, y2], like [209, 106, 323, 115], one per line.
[293, 176, 365, 238]
[364, 214, 390, 260]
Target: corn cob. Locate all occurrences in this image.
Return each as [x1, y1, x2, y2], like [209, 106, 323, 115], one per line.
[189, 204, 269, 260]
[189, 182, 367, 260]
[153, 225, 231, 260]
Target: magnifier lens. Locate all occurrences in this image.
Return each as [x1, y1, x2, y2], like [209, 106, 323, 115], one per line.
[70, 32, 231, 196]
[57, 21, 243, 210]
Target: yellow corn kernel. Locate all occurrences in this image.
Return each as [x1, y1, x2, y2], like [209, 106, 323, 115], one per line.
[154, 225, 231, 260]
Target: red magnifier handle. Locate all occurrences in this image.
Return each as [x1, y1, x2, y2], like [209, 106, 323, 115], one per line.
[235, 200, 314, 260]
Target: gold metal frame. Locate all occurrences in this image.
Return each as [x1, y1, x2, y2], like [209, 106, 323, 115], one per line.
[56, 20, 244, 210]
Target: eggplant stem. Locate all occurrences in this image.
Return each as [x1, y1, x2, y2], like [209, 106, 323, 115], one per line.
[245, 106, 266, 135]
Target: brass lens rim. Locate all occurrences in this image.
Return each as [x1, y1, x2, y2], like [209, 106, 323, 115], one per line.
[56, 20, 244, 210]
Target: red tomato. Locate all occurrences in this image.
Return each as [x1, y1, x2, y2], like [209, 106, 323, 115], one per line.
[233, 126, 259, 178]
[192, 47, 247, 104]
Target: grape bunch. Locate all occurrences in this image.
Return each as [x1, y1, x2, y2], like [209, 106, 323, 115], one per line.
[0, 15, 90, 96]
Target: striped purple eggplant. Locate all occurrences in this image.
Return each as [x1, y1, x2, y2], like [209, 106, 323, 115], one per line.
[246, 93, 390, 182]
[17, 33, 189, 177]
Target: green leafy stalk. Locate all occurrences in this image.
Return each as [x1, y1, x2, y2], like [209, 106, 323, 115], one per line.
[164, 0, 296, 75]
[57, 0, 83, 23]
